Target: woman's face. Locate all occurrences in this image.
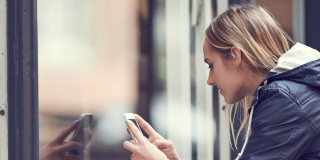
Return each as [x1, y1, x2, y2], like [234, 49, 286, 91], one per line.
[203, 39, 247, 104]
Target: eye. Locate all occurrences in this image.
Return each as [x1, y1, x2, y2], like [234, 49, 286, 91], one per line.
[207, 64, 213, 69]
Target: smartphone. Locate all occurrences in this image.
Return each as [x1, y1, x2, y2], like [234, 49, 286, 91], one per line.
[69, 113, 93, 155]
[123, 113, 142, 144]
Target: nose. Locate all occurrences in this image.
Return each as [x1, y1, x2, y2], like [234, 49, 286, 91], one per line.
[207, 71, 215, 86]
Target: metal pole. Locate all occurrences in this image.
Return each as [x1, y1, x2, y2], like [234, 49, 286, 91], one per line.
[137, 0, 154, 131]
[7, 0, 39, 159]
[293, 0, 305, 44]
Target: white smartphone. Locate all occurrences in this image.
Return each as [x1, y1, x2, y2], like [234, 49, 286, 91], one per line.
[69, 113, 93, 155]
[123, 113, 142, 144]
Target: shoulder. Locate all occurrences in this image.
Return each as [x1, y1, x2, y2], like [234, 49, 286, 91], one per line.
[259, 80, 320, 106]
[252, 84, 302, 132]
[255, 80, 320, 134]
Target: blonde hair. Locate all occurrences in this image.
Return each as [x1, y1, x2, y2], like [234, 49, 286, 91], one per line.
[205, 4, 294, 149]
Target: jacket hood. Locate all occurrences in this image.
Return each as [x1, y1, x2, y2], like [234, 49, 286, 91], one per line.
[268, 42, 320, 88]
[271, 42, 320, 73]
[251, 43, 320, 106]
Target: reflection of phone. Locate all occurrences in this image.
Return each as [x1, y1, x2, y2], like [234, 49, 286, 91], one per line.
[69, 113, 93, 155]
[123, 113, 142, 144]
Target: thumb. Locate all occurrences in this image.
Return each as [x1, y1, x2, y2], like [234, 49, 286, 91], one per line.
[153, 139, 173, 150]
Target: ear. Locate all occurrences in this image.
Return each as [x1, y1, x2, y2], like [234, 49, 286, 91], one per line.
[230, 46, 242, 67]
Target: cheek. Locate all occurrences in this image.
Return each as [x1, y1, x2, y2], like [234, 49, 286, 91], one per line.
[220, 72, 244, 104]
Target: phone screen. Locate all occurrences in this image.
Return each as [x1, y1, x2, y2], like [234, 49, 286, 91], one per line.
[129, 119, 141, 132]
[73, 115, 92, 143]
[69, 115, 93, 155]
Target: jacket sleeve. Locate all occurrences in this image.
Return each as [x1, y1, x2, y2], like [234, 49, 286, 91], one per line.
[240, 88, 317, 160]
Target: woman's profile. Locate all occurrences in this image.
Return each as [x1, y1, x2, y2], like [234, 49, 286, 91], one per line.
[123, 4, 320, 160]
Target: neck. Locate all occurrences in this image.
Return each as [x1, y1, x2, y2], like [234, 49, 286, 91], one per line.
[247, 72, 269, 96]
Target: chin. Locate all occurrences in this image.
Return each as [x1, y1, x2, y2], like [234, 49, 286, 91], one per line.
[225, 99, 235, 104]
[223, 97, 231, 104]
[224, 96, 240, 105]
[220, 91, 235, 104]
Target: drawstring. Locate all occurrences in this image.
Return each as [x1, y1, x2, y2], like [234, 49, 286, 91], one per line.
[235, 80, 266, 160]
[235, 106, 255, 160]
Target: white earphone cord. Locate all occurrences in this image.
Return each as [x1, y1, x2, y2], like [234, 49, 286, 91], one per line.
[235, 106, 255, 160]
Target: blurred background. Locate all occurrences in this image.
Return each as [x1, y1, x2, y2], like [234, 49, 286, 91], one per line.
[37, 0, 320, 160]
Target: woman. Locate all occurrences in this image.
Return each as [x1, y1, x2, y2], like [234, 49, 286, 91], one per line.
[123, 4, 320, 160]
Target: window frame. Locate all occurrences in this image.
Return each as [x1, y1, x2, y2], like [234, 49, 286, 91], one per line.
[7, 0, 39, 160]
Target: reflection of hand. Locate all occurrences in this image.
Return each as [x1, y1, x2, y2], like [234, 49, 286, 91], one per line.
[39, 120, 92, 160]
[123, 119, 168, 160]
[125, 114, 180, 160]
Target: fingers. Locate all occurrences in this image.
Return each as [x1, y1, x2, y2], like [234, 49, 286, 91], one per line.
[57, 141, 83, 155]
[127, 128, 150, 142]
[134, 114, 164, 139]
[54, 121, 79, 144]
[123, 141, 138, 153]
[131, 154, 135, 159]
[153, 139, 173, 149]
[126, 120, 144, 143]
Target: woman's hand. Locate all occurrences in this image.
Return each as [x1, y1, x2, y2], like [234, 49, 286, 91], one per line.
[123, 119, 168, 160]
[152, 139, 180, 160]
[125, 114, 180, 160]
[39, 120, 91, 160]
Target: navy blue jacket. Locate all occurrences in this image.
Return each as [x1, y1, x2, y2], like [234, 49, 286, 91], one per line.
[240, 43, 320, 160]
